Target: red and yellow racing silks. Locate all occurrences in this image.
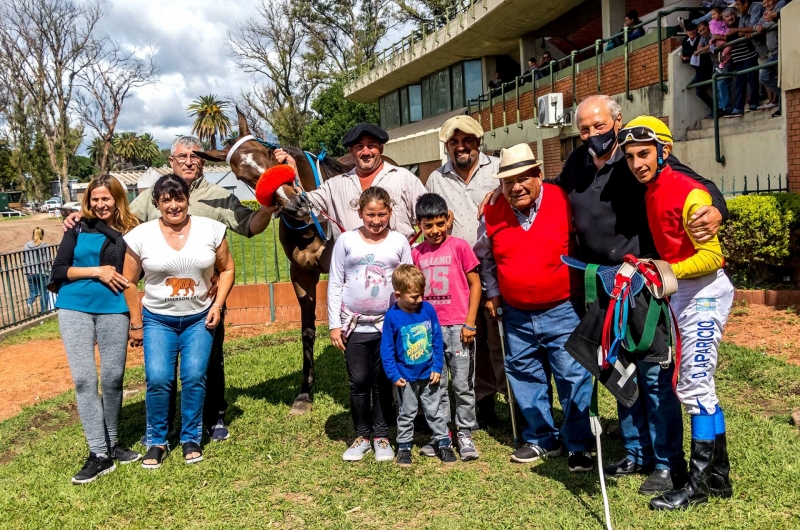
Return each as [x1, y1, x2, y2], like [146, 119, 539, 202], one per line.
[645, 165, 725, 279]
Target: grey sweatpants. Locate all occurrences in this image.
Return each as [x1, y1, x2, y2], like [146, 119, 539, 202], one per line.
[59, 309, 129, 455]
[397, 378, 448, 445]
[439, 325, 477, 431]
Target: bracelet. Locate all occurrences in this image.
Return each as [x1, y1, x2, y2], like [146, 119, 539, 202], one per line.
[130, 325, 143, 331]
[462, 324, 476, 332]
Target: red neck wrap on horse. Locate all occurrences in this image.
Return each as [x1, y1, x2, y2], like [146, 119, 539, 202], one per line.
[255, 165, 297, 207]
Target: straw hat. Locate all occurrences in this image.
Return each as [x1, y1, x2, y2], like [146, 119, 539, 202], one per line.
[494, 143, 543, 179]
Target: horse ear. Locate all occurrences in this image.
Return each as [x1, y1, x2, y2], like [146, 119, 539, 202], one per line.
[195, 149, 227, 162]
[236, 107, 250, 137]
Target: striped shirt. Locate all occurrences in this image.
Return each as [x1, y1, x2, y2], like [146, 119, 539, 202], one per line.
[729, 16, 758, 63]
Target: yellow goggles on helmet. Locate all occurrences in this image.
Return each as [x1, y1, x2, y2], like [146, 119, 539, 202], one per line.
[617, 126, 673, 147]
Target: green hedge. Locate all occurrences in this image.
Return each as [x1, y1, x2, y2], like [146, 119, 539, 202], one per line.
[721, 194, 794, 287]
[241, 200, 260, 211]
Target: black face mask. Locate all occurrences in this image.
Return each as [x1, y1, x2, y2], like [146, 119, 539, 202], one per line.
[584, 127, 617, 158]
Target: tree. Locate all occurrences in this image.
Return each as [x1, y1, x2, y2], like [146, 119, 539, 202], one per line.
[68, 155, 94, 181]
[187, 95, 232, 150]
[113, 132, 141, 167]
[301, 81, 379, 157]
[150, 148, 170, 168]
[0, 138, 16, 190]
[137, 133, 160, 165]
[0, 0, 102, 199]
[393, 0, 462, 31]
[230, 0, 323, 146]
[76, 40, 156, 174]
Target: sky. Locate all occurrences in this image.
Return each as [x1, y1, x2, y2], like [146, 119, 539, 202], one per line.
[89, 0, 407, 153]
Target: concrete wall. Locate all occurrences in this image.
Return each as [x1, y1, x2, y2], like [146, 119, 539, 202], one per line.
[384, 130, 444, 166]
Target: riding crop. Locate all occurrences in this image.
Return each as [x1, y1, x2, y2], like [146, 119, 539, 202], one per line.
[494, 307, 519, 447]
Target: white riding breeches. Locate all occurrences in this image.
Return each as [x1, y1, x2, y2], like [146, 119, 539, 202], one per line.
[669, 269, 734, 415]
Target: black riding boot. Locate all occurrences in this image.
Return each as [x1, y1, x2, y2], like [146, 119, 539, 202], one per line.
[708, 433, 732, 498]
[649, 439, 715, 511]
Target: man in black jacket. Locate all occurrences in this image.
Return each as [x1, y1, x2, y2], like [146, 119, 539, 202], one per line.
[556, 95, 727, 497]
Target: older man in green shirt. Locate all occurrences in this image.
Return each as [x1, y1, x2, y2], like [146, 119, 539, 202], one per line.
[66, 135, 277, 442]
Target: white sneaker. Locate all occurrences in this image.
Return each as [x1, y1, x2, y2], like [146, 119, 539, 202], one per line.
[373, 437, 395, 462]
[762, 102, 778, 110]
[342, 437, 371, 461]
[456, 431, 480, 461]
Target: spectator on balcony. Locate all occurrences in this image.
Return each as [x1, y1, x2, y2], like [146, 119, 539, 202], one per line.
[722, 6, 760, 117]
[540, 52, 560, 76]
[755, 0, 784, 117]
[709, 8, 733, 72]
[524, 57, 542, 82]
[488, 71, 504, 91]
[686, 0, 730, 27]
[605, 10, 645, 51]
[681, 22, 715, 118]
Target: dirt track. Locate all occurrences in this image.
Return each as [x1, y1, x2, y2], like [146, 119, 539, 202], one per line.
[0, 214, 64, 254]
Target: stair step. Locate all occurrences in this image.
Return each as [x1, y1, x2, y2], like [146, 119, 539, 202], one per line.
[686, 113, 782, 140]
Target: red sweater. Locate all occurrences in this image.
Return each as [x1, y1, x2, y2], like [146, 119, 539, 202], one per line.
[484, 183, 578, 310]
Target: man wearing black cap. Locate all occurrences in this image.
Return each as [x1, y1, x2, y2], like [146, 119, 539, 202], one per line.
[276, 122, 426, 236]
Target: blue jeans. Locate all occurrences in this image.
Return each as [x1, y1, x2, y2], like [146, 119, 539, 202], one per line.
[618, 359, 685, 470]
[503, 300, 593, 451]
[143, 307, 215, 446]
[26, 274, 49, 310]
[759, 53, 780, 106]
[716, 62, 733, 113]
[733, 56, 759, 112]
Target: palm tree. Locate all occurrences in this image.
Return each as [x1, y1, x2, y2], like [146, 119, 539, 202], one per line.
[113, 132, 141, 167]
[137, 133, 160, 165]
[86, 137, 106, 166]
[187, 95, 232, 150]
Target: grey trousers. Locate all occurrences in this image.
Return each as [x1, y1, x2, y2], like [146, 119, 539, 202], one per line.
[59, 309, 129, 455]
[439, 325, 477, 431]
[397, 378, 448, 445]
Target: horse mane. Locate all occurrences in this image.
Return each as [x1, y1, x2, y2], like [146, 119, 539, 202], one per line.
[279, 145, 349, 183]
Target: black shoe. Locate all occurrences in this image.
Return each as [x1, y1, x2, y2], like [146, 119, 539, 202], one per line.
[71, 453, 116, 485]
[110, 445, 141, 464]
[708, 433, 732, 498]
[638, 469, 674, 495]
[568, 451, 593, 473]
[396, 448, 412, 467]
[650, 439, 715, 510]
[510, 443, 562, 463]
[603, 458, 654, 477]
[439, 445, 457, 464]
[772, 109, 782, 118]
[475, 396, 501, 429]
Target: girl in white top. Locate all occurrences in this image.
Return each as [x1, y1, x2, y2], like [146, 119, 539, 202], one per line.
[122, 174, 235, 469]
[328, 186, 412, 463]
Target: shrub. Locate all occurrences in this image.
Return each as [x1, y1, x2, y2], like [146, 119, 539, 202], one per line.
[721, 195, 793, 286]
[771, 193, 800, 256]
[241, 200, 260, 211]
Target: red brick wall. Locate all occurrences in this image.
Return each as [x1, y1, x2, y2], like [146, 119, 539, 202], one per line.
[787, 89, 800, 193]
[473, 38, 680, 130]
[542, 138, 563, 180]
[419, 160, 442, 186]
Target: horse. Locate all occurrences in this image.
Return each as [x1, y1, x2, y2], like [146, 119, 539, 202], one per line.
[196, 109, 396, 415]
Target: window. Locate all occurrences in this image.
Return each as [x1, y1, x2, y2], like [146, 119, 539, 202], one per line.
[463, 60, 482, 104]
[408, 84, 422, 122]
[561, 137, 580, 161]
[379, 90, 401, 130]
[421, 77, 431, 118]
[451, 63, 464, 109]
[399, 86, 410, 125]
[430, 67, 451, 116]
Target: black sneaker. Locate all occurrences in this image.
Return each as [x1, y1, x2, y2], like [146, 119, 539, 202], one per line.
[439, 445, 457, 464]
[510, 443, 562, 463]
[110, 445, 141, 464]
[396, 448, 412, 467]
[772, 109, 782, 118]
[71, 453, 116, 485]
[568, 451, 593, 473]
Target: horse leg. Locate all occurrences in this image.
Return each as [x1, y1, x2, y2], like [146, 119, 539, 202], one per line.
[289, 266, 320, 415]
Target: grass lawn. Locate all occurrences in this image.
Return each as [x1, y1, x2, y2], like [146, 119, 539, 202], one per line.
[1, 330, 799, 528]
[0, 316, 60, 345]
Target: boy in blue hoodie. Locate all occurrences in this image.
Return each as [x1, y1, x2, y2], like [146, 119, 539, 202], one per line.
[381, 264, 454, 466]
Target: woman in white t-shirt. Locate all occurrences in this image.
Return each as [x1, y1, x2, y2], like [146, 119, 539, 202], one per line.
[122, 174, 235, 469]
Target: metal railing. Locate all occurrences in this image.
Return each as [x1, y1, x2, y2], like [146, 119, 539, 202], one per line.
[686, 23, 779, 165]
[720, 174, 789, 197]
[0, 245, 59, 330]
[465, 6, 706, 135]
[226, 220, 291, 285]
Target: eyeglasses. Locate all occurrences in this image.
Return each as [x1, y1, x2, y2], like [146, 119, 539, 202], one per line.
[171, 154, 202, 164]
[617, 126, 672, 147]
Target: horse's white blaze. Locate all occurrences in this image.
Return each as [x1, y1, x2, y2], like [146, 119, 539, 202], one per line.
[240, 153, 265, 174]
[275, 186, 290, 204]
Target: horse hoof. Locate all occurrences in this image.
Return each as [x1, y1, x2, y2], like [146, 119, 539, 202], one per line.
[289, 399, 313, 415]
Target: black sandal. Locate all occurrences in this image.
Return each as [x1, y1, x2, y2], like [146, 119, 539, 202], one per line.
[182, 442, 203, 464]
[141, 446, 168, 469]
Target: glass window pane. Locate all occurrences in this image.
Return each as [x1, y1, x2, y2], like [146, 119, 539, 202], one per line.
[431, 67, 451, 115]
[379, 96, 387, 129]
[451, 63, 464, 108]
[384, 90, 400, 129]
[400, 87, 410, 125]
[408, 85, 422, 122]
[464, 60, 482, 104]
[421, 77, 431, 118]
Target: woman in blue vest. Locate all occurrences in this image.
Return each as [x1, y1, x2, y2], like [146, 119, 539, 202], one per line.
[51, 174, 141, 484]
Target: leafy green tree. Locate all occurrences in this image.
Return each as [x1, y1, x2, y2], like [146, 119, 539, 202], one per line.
[150, 148, 171, 168]
[0, 138, 17, 190]
[188, 95, 232, 150]
[68, 155, 94, 182]
[301, 81, 379, 157]
[137, 133, 160, 164]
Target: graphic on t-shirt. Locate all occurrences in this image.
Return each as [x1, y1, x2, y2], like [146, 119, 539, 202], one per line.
[418, 256, 451, 305]
[358, 254, 388, 297]
[400, 320, 433, 365]
[162, 258, 204, 301]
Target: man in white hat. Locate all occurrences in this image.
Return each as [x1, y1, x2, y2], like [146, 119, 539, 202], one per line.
[473, 143, 594, 471]
[425, 115, 506, 431]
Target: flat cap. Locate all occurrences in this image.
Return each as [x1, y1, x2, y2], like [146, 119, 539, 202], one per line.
[438, 115, 484, 143]
[342, 123, 389, 147]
